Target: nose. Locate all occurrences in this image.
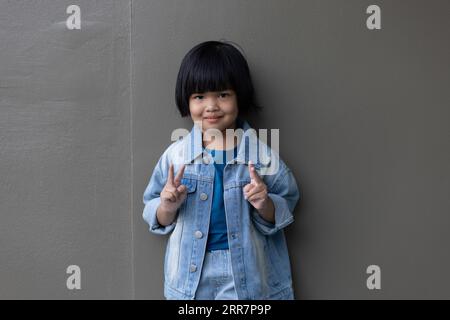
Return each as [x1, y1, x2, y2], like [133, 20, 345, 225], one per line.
[205, 100, 220, 112]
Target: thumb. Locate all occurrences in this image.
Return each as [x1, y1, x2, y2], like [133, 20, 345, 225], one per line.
[177, 184, 187, 194]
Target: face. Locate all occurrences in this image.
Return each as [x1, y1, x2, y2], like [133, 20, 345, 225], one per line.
[188, 89, 239, 133]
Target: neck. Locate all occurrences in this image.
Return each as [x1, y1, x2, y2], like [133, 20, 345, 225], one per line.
[202, 122, 238, 150]
[203, 136, 238, 150]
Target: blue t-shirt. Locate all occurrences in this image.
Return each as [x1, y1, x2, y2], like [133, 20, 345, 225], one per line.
[204, 146, 238, 251]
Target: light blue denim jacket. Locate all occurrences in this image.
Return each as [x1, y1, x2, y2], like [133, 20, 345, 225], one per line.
[143, 118, 300, 300]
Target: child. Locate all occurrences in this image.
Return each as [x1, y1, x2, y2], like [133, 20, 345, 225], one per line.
[143, 40, 300, 300]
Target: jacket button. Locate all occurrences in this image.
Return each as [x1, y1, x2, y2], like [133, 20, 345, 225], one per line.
[194, 231, 203, 239]
[200, 193, 208, 201]
[190, 264, 197, 272]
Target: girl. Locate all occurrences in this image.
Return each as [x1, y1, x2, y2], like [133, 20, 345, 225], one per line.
[143, 40, 300, 300]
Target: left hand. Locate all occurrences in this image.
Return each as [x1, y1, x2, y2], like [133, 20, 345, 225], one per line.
[243, 161, 270, 211]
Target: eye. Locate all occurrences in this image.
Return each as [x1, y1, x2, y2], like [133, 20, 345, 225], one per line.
[193, 95, 204, 100]
[219, 93, 230, 98]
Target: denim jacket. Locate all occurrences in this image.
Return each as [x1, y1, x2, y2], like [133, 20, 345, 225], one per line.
[143, 118, 300, 300]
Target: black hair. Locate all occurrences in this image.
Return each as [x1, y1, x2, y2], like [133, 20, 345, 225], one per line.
[175, 40, 261, 117]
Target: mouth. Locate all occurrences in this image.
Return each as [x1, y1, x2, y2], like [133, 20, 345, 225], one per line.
[204, 116, 223, 123]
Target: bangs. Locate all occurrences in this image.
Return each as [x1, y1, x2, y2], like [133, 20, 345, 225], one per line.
[183, 49, 235, 95]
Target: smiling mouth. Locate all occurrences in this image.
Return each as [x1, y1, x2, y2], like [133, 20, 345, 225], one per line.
[204, 116, 223, 121]
[204, 115, 223, 119]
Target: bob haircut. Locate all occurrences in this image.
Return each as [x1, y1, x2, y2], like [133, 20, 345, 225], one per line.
[175, 40, 261, 117]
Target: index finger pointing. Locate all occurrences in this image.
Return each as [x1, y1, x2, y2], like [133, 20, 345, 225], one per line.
[248, 160, 262, 183]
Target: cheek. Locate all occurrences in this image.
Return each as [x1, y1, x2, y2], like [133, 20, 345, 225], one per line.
[189, 104, 203, 118]
[223, 100, 239, 115]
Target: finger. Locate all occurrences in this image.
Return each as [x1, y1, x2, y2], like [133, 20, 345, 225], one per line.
[177, 184, 187, 194]
[248, 160, 262, 184]
[165, 185, 180, 199]
[245, 184, 264, 199]
[167, 163, 175, 186]
[243, 183, 255, 193]
[248, 190, 267, 202]
[173, 164, 186, 187]
[162, 190, 176, 202]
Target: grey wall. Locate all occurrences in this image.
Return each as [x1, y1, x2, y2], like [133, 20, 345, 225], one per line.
[1, 0, 449, 299]
[134, 0, 450, 299]
[0, 1, 132, 299]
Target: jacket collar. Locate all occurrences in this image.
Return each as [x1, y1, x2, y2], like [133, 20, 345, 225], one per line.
[181, 117, 270, 168]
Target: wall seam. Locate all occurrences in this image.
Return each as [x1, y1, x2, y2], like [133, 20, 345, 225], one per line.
[130, 0, 135, 300]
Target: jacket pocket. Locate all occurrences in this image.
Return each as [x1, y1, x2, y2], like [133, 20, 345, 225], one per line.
[181, 177, 197, 193]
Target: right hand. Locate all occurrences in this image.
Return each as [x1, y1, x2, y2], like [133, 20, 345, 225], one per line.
[159, 163, 187, 214]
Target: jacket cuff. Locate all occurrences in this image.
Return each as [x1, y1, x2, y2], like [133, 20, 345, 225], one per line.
[143, 197, 176, 235]
[251, 193, 294, 236]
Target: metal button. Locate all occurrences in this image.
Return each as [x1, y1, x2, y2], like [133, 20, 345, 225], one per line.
[200, 193, 208, 201]
[194, 231, 203, 239]
[203, 156, 210, 164]
[190, 264, 197, 273]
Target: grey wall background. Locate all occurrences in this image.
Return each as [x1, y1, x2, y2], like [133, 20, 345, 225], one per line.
[0, 1, 132, 299]
[0, 0, 449, 299]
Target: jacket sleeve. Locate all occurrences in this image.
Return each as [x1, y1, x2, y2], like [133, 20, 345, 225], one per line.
[251, 167, 300, 236]
[142, 152, 176, 235]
